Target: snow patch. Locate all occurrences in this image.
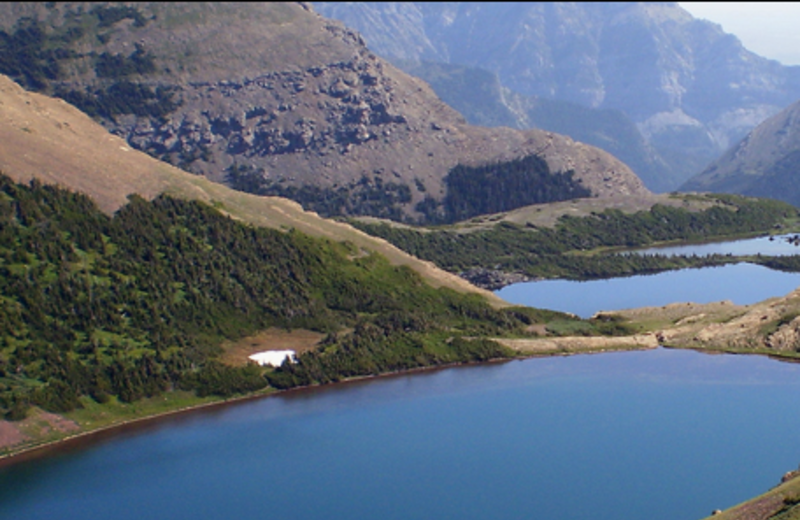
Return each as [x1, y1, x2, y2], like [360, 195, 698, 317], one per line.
[248, 350, 296, 367]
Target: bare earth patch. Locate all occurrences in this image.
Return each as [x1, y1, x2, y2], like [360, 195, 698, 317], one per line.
[220, 328, 326, 366]
[0, 409, 79, 452]
[35, 411, 80, 434]
[718, 495, 786, 520]
[495, 333, 659, 354]
[0, 420, 27, 451]
[17, 409, 80, 439]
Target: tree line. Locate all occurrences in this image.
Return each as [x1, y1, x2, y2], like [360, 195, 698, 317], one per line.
[0, 8, 180, 122]
[418, 155, 592, 224]
[350, 194, 800, 282]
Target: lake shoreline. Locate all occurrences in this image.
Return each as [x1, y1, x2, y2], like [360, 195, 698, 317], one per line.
[6, 343, 800, 520]
[0, 355, 518, 466]
[0, 341, 660, 468]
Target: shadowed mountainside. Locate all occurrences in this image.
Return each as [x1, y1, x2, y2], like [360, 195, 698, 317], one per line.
[393, 60, 675, 192]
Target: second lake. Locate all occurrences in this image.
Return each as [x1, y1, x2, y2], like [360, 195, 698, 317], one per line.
[496, 262, 800, 318]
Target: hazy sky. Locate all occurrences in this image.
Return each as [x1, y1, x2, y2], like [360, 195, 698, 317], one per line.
[679, 2, 800, 66]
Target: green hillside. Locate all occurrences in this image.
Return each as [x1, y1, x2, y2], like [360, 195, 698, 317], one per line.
[0, 174, 620, 423]
[351, 194, 800, 285]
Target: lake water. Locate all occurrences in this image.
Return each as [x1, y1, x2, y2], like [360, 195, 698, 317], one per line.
[632, 233, 800, 257]
[4, 238, 800, 520]
[3, 348, 800, 520]
[496, 262, 800, 317]
[495, 232, 800, 318]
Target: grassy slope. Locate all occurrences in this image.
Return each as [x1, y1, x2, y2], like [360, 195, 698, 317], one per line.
[611, 287, 800, 359]
[0, 73, 504, 306]
[355, 192, 726, 234]
[0, 69, 517, 458]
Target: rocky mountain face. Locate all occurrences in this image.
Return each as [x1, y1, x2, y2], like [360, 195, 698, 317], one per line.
[0, 2, 648, 223]
[680, 100, 800, 206]
[314, 2, 800, 191]
[394, 60, 674, 192]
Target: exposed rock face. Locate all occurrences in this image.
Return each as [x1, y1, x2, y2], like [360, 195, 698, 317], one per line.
[681, 100, 800, 206]
[0, 2, 649, 222]
[764, 315, 800, 352]
[314, 2, 800, 190]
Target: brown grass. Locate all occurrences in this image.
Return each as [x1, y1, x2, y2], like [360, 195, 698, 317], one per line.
[0, 420, 27, 451]
[220, 328, 325, 366]
[700, 474, 800, 520]
[495, 333, 660, 355]
[352, 191, 720, 235]
[0, 74, 506, 306]
[0, 408, 79, 452]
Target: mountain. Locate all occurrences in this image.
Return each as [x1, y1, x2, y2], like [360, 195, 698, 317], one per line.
[0, 2, 648, 223]
[313, 2, 800, 191]
[0, 72, 503, 304]
[0, 68, 634, 441]
[394, 60, 675, 192]
[680, 99, 800, 206]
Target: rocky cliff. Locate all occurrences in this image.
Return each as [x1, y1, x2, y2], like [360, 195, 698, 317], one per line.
[314, 2, 800, 190]
[0, 2, 649, 222]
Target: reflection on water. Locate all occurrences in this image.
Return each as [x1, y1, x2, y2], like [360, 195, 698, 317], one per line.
[632, 233, 800, 257]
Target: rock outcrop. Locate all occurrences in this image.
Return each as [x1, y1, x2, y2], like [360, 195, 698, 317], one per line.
[0, 2, 649, 222]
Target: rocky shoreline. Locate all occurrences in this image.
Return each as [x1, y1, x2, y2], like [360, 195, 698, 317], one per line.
[459, 268, 534, 291]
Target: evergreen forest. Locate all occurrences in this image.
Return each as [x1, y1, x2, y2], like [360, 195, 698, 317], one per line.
[227, 155, 592, 225]
[0, 174, 621, 421]
[351, 195, 800, 283]
[419, 155, 592, 224]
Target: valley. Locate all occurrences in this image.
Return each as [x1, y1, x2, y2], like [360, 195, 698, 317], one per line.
[1, 3, 800, 520]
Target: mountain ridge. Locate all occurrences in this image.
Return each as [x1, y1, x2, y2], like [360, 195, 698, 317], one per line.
[0, 1, 649, 222]
[313, 2, 800, 190]
[393, 59, 676, 192]
[680, 99, 800, 206]
[0, 72, 505, 304]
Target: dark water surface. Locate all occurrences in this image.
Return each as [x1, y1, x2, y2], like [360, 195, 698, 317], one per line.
[3, 348, 800, 520]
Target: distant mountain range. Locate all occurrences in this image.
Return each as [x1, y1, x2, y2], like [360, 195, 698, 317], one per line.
[0, 2, 647, 223]
[314, 2, 800, 192]
[393, 60, 674, 192]
[681, 99, 800, 206]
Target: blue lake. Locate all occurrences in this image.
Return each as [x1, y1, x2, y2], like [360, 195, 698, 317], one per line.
[632, 233, 800, 257]
[5, 240, 800, 520]
[496, 262, 800, 318]
[3, 348, 800, 520]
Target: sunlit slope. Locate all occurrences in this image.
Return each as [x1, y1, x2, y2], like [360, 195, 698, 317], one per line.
[0, 74, 505, 306]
